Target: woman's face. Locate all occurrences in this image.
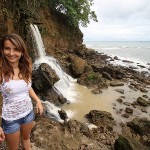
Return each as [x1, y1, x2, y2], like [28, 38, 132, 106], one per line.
[3, 40, 22, 65]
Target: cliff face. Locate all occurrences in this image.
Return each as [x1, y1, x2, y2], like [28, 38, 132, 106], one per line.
[37, 9, 83, 55]
[0, 1, 83, 61]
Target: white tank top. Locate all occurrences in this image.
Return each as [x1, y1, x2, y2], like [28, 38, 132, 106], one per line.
[0, 78, 33, 121]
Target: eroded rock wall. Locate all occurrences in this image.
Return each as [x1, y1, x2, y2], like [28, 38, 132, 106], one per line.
[0, 1, 83, 62]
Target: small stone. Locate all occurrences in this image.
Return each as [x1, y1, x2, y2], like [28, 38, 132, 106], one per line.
[91, 88, 102, 94]
[115, 89, 124, 94]
[110, 81, 124, 86]
[120, 96, 125, 98]
[123, 102, 131, 106]
[112, 103, 116, 106]
[122, 113, 130, 118]
[142, 95, 148, 98]
[140, 88, 148, 93]
[119, 109, 123, 112]
[141, 108, 147, 113]
[125, 107, 133, 114]
[116, 98, 123, 103]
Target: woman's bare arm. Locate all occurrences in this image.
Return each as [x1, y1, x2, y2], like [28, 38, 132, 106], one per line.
[29, 87, 43, 115]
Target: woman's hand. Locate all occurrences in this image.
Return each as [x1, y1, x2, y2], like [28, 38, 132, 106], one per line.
[29, 88, 44, 115]
[36, 101, 43, 116]
[0, 127, 5, 142]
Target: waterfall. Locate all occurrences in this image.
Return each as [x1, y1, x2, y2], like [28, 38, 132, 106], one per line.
[30, 24, 77, 121]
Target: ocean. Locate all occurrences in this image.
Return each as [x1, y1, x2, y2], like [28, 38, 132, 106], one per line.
[83, 41, 150, 75]
[84, 41, 150, 63]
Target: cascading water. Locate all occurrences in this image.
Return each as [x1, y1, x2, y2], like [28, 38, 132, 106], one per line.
[30, 24, 150, 128]
[30, 24, 77, 120]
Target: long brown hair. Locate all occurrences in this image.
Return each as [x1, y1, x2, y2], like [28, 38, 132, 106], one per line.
[0, 34, 32, 83]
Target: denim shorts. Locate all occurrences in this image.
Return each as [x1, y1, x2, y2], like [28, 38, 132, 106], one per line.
[2, 110, 35, 134]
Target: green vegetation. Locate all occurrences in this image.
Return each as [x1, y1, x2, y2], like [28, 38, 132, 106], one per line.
[1, 0, 97, 27]
[48, 0, 98, 27]
[87, 72, 100, 81]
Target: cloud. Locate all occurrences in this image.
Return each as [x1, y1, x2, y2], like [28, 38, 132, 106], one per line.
[80, 0, 150, 41]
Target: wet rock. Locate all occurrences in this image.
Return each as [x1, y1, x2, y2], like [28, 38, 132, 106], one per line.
[32, 63, 59, 91]
[67, 120, 91, 136]
[131, 101, 138, 107]
[92, 65, 125, 79]
[98, 81, 108, 89]
[141, 108, 147, 113]
[128, 85, 138, 91]
[69, 54, 87, 77]
[125, 107, 133, 114]
[78, 72, 104, 87]
[137, 97, 149, 107]
[119, 108, 123, 112]
[115, 89, 124, 94]
[127, 118, 150, 135]
[122, 60, 134, 63]
[85, 110, 115, 127]
[110, 81, 124, 87]
[91, 88, 102, 94]
[114, 135, 133, 150]
[120, 96, 125, 99]
[122, 113, 130, 118]
[58, 109, 68, 121]
[140, 88, 148, 93]
[116, 98, 123, 103]
[114, 56, 119, 60]
[130, 81, 138, 86]
[58, 95, 67, 104]
[102, 72, 112, 80]
[141, 71, 149, 77]
[143, 95, 148, 98]
[129, 66, 138, 69]
[123, 102, 131, 106]
[137, 65, 146, 68]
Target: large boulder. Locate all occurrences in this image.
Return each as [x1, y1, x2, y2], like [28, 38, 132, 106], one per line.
[127, 118, 150, 136]
[92, 66, 125, 79]
[69, 54, 87, 77]
[126, 118, 150, 148]
[32, 63, 59, 91]
[77, 71, 104, 87]
[85, 110, 115, 128]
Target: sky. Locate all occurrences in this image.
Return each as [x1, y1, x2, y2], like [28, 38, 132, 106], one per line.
[80, 0, 150, 41]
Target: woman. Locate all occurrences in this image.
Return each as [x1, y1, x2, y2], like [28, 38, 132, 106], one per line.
[0, 34, 43, 149]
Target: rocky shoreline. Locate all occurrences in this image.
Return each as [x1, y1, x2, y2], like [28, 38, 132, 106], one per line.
[31, 46, 150, 150]
[0, 47, 150, 150]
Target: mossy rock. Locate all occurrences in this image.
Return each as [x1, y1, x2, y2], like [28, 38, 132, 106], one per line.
[87, 72, 102, 82]
[137, 97, 149, 107]
[114, 136, 133, 150]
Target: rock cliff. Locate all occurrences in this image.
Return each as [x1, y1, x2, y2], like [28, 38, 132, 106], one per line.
[0, 0, 83, 62]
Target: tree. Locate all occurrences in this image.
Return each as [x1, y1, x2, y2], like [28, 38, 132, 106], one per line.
[2, 0, 97, 27]
[48, 0, 98, 27]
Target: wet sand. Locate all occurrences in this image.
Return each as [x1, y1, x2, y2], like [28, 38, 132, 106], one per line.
[62, 81, 150, 126]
